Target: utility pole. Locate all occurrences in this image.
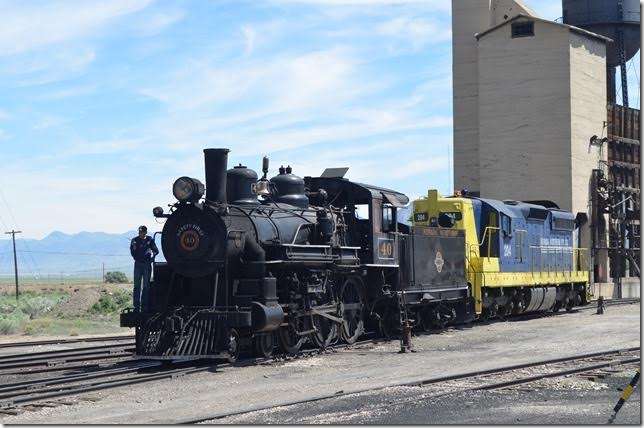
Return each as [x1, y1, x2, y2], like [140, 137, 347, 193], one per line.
[102, 263, 105, 283]
[4, 230, 22, 301]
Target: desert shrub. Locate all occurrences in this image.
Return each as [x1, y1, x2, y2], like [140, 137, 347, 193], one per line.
[23, 318, 53, 335]
[0, 302, 17, 314]
[113, 289, 132, 307]
[19, 296, 58, 319]
[105, 271, 128, 283]
[0, 316, 18, 334]
[90, 296, 118, 314]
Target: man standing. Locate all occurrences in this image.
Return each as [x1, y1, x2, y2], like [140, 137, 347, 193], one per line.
[130, 225, 159, 311]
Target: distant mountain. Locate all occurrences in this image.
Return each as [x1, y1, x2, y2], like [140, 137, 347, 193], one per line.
[0, 230, 162, 278]
[1, 206, 418, 279]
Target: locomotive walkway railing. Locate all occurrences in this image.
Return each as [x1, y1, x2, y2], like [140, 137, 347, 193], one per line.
[467, 225, 590, 280]
[529, 246, 589, 277]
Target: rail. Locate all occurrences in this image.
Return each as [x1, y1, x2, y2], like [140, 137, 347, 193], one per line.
[467, 229, 590, 279]
[529, 246, 589, 278]
[468, 226, 500, 262]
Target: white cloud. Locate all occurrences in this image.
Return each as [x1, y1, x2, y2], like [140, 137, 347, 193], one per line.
[0, 163, 159, 238]
[377, 16, 451, 51]
[139, 47, 365, 113]
[33, 115, 68, 130]
[134, 39, 452, 163]
[37, 85, 97, 101]
[241, 25, 257, 56]
[134, 10, 184, 36]
[0, 0, 152, 56]
[0, 1, 456, 238]
[3, 47, 97, 86]
[67, 138, 147, 156]
[271, 0, 451, 12]
[388, 157, 448, 179]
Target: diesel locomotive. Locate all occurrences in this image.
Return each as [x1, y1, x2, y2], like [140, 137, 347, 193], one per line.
[121, 148, 469, 361]
[412, 190, 590, 320]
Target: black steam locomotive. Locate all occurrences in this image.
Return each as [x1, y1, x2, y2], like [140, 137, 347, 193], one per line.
[121, 148, 469, 361]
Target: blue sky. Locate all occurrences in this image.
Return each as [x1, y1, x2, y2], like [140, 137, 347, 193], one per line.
[0, 0, 639, 239]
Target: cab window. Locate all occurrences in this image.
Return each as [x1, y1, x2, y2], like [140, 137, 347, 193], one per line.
[501, 215, 512, 237]
[383, 205, 395, 232]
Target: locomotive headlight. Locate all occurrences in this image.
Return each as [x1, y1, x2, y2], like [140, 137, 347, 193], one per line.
[172, 177, 205, 202]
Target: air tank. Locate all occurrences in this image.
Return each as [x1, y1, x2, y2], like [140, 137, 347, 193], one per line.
[562, 0, 640, 67]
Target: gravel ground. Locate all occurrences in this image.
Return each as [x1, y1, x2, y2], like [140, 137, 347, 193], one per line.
[214, 370, 640, 424]
[1, 303, 640, 425]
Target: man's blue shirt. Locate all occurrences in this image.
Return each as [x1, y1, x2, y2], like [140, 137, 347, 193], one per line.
[131, 236, 159, 263]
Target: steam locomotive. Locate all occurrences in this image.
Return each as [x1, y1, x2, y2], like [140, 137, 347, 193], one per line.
[120, 148, 470, 361]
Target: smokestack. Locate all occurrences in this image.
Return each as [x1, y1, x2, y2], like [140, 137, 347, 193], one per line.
[204, 148, 230, 204]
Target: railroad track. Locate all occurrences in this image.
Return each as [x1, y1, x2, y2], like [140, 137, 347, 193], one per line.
[179, 347, 641, 424]
[0, 343, 135, 372]
[0, 336, 363, 417]
[0, 335, 134, 350]
[0, 301, 637, 419]
[0, 359, 217, 416]
[594, 297, 640, 306]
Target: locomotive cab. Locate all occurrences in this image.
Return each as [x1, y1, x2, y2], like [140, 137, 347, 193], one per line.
[306, 176, 408, 267]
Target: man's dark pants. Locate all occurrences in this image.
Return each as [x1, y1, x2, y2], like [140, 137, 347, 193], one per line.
[133, 261, 152, 311]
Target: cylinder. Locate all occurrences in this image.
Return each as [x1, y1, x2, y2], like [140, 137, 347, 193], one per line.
[204, 148, 230, 204]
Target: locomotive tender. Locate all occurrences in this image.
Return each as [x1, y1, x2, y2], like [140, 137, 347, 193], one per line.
[121, 148, 469, 361]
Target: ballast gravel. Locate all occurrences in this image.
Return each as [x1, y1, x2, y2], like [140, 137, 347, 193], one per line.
[1, 302, 639, 424]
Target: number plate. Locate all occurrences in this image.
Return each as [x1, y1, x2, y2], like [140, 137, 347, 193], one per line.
[378, 238, 395, 260]
[414, 212, 429, 223]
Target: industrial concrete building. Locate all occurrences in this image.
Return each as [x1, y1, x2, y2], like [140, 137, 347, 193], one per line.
[452, 0, 540, 193]
[453, 1, 608, 214]
[476, 15, 608, 217]
[451, 0, 640, 294]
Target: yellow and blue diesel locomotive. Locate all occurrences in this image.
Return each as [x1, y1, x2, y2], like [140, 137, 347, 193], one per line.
[412, 190, 590, 319]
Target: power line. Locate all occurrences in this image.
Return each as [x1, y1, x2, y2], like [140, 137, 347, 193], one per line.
[18, 250, 39, 282]
[0, 212, 8, 230]
[0, 186, 43, 279]
[17, 250, 131, 257]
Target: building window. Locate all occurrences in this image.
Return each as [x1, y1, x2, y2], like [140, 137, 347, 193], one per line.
[511, 21, 534, 38]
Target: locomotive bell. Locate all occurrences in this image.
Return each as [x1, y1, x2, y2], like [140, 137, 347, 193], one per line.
[253, 179, 271, 196]
[252, 155, 272, 196]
